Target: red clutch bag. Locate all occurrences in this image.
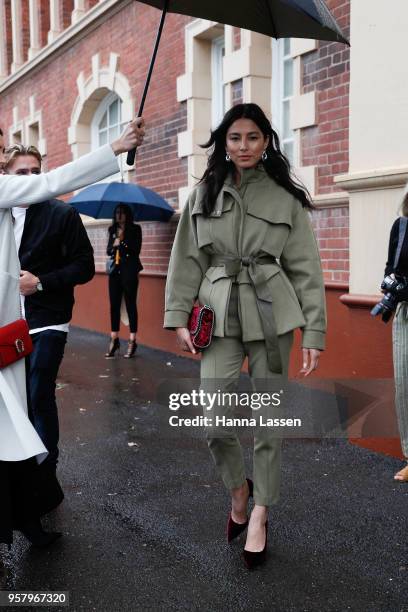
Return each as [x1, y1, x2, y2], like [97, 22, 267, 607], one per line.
[0, 319, 33, 369]
[188, 304, 215, 350]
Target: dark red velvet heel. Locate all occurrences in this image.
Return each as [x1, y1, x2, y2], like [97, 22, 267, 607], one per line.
[242, 520, 268, 570]
[226, 478, 254, 543]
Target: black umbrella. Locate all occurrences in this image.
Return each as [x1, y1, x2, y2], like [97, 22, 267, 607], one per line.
[127, 0, 349, 165]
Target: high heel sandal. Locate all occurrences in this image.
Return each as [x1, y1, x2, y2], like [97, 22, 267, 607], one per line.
[226, 478, 253, 543]
[124, 340, 137, 359]
[243, 520, 268, 570]
[105, 337, 120, 358]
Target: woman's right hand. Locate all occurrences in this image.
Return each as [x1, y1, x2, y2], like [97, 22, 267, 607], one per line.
[176, 327, 197, 354]
[113, 238, 121, 247]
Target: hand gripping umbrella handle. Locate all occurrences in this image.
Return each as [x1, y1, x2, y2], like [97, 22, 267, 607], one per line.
[127, 0, 169, 166]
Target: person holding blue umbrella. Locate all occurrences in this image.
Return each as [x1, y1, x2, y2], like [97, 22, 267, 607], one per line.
[105, 204, 143, 359]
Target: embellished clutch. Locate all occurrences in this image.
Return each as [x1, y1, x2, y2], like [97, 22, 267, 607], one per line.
[188, 304, 215, 350]
[0, 319, 33, 369]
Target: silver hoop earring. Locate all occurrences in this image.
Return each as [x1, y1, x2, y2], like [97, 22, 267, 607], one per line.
[225, 152, 231, 162]
[262, 150, 268, 162]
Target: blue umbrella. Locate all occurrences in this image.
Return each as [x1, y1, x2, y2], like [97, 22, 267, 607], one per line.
[68, 181, 174, 222]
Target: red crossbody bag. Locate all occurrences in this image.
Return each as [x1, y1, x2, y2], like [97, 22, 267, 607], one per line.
[0, 318, 33, 369]
[188, 304, 215, 350]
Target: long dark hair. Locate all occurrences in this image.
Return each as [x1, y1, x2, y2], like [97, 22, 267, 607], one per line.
[109, 203, 134, 234]
[199, 103, 313, 216]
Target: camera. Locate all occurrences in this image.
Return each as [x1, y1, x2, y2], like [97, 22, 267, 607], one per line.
[371, 275, 408, 322]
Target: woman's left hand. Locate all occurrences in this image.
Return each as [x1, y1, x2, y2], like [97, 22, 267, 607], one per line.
[299, 348, 321, 377]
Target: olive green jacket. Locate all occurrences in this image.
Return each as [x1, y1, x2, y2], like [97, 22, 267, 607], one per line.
[163, 165, 326, 350]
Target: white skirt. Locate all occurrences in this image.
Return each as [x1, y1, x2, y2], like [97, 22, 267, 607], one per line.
[0, 209, 47, 462]
[0, 361, 47, 462]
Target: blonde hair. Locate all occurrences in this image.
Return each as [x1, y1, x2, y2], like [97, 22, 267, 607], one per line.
[5, 144, 42, 169]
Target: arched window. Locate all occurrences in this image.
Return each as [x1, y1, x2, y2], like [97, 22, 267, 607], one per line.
[91, 92, 127, 180]
[91, 92, 126, 150]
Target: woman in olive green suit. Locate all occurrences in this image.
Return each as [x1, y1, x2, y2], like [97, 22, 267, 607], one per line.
[164, 104, 326, 569]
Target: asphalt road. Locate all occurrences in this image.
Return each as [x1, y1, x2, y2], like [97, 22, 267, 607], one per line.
[1, 328, 407, 612]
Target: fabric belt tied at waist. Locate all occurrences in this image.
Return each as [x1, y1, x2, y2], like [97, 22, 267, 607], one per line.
[209, 254, 282, 374]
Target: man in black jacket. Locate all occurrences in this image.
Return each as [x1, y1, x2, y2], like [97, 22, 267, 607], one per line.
[6, 144, 95, 499]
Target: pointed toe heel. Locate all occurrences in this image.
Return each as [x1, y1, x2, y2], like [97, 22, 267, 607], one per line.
[227, 514, 248, 543]
[226, 478, 254, 543]
[243, 521, 268, 570]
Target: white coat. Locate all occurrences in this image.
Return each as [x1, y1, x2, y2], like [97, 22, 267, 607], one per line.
[0, 144, 119, 461]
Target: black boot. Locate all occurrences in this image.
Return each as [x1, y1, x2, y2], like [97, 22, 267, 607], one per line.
[18, 519, 62, 549]
[35, 464, 64, 515]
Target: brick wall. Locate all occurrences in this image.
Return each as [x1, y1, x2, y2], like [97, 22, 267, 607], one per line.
[5, 0, 12, 74]
[300, 0, 350, 284]
[301, 0, 350, 195]
[311, 207, 349, 284]
[40, 0, 50, 48]
[21, 2, 30, 63]
[0, 4, 189, 278]
[63, 0, 74, 29]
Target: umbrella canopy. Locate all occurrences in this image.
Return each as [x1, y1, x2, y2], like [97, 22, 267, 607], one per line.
[68, 182, 174, 222]
[127, 0, 348, 164]
[140, 0, 348, 45]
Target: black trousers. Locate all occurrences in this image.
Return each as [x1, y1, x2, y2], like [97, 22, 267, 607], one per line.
[0, 460, 39, 545]
[26, 330, 68, 469]
[108, 269, 139, 333]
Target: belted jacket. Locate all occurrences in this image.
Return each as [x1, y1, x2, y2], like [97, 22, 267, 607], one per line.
[163, 165, 326, 351]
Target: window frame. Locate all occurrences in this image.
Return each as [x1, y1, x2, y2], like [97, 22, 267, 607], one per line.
[272, 38, 297, 166]
[211, 35, 226, 129]
[91, 92, 126, 182]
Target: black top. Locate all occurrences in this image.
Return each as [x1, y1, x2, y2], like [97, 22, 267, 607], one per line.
[107, 223, 143, 274]
[385, 217, 408, 276]
[19, 199, 95, 329]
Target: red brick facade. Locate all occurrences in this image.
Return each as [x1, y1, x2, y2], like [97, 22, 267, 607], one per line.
[63, 0, 74, 30]
[299, 0, 350, 282]
[313, 206, 349, 283]
[39, 0, 50, 49]
[0, 4, 189, 278]
[301, 0, 350, 195]
[5, 1, 12, 73]
[0, 1, 351, 314]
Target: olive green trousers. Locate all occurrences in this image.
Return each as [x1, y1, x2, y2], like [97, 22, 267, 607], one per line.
[200, 284, 293, 506]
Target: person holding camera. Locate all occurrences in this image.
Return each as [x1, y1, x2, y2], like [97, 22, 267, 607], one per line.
[382, 194, 408, 482]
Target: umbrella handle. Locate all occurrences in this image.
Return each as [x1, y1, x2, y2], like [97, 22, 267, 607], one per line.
[127, 0, 169, 166]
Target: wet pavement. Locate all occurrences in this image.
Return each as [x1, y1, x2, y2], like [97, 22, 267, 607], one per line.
[1, 327, 407, 612]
